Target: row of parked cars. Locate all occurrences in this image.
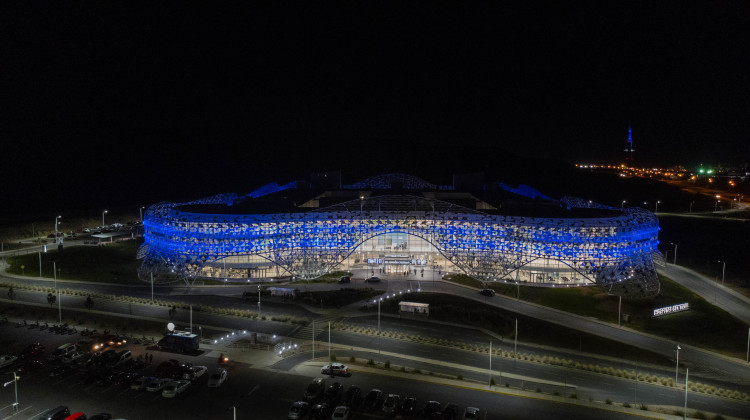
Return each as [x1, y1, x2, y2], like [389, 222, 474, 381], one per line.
[295, 377, 481, 419]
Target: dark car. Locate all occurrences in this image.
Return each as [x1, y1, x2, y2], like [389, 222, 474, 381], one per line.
[343, 385, 361, 407]
[87, 414, 113, 420]
[112, 371, 141, 387]
[154, 359, 180, 378]
[288, 401, 309, 419]
[49, 364, 78, 378]
[338, 276, 351, 284]
[420, 401, 441, 418]
[442, 403, 460, 420]
[324, 382, 344, 404]
[364, 276, 381, 283]
[20, 343, 45, 359]
[95, 370, 118, 386]
[479, 289, 495, 297]
[363, 389, 383, 411]
[16, 359, 47, 374]
[309, 402, 333, 420]
[401, 397, 418, 416]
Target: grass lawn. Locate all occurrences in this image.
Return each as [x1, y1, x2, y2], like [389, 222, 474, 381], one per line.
[453, 275, 749, 358]
[6, 239, 143, 284]
[373, 292, 671, 365]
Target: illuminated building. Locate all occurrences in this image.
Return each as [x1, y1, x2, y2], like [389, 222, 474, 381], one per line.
[140, 173, 661, 298]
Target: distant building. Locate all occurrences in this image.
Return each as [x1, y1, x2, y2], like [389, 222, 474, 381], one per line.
[140, 173, 662, 298]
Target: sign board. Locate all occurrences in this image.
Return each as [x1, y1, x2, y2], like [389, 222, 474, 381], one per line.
[653, 303, 689, 317]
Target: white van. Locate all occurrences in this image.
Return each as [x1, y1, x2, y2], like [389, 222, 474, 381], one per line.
[51, 343, 77, 360]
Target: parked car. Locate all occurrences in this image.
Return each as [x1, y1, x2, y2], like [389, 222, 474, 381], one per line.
[49, 364, 78, 378]
[304, 377, 325, 400]
[382, 394, 401, 414]
[16, 359, 47, 374]
[37, 406, 71, 420]
[364, 276, 381, 283]
[0, 354, 18, 369]
[343, 385, 361, 407]
[64, 413, 86, 420]
[331, 405, 350, 420]
[182, 365, 207, 380]
[154, 359, 181, 378]
[338, 276, 351, 284]
[321, 363, 349, 376]
[50, 343, 78, 360]
[61, 351, 86, 364]
[87, 414, 112, 420]
[324, 382, 344, 404]
[363, 389, 383, 411]
[309, 402, 332, 420]
[130, 376, 153, 391]
[442, 403, 460, 420]
[462, 407, 480, 420]
[479, 289, 495, 297]
[207, 368, 227, 387]
[20, 343, 45, 359]
[287, 401, 309, 420]
[145, 377, 172, 392]
[420, 401, 441, 418]
[112, 371, 141, 388]
[401, 397, 418, 415]
[162, 380, 191, 398]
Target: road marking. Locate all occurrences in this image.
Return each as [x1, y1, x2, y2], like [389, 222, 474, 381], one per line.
[1, 405, 33, 420]
[600, 381, 615, 386]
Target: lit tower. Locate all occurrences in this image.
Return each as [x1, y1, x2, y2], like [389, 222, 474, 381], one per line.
[624, 125, 635, 167]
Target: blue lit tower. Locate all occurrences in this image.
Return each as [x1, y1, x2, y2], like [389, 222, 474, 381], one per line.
[624, 125, 635, 166]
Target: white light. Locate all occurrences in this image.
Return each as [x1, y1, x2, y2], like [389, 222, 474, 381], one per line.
[214, 340, 217, 344]
[243, 330, 247, 334]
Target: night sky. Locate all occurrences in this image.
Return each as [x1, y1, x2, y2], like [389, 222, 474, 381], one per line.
[2, 2, 749, 216]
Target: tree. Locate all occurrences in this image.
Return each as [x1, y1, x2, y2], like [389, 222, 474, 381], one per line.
[47, 293, 56, 306]
[84, 296, 94, 311]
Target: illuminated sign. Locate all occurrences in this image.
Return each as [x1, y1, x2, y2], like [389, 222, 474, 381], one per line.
[653, 303, 689, 317]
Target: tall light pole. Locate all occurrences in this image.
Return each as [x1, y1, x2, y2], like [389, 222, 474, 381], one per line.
[683, 368, 689, 419]
[621, 200, 627, 209]
[689, 201, 695, 213]
[670, 243, 677, 265]
[54, 261, 60, 323]
[258, 285, 261, 317]
[102, 210, 108, 227]
[54, 215, 62, 245]
[139, 206, 145, 222]
[675, 345, 681, 387]
[655, 200, 661, 213]
[3, 372, 20, 413]
[717, 261, 726, 285]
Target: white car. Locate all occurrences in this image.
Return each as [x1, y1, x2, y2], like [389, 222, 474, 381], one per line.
[162, 380, 190, 398]
[61, 351, 85, 364]
[145, 378, 172, 392]
[182, 365, 208, 380]
[331, 405, 350, 420]
[207, 368, 227, 388]
[321, 363, 349, 376]
[0, 355, 18, 369]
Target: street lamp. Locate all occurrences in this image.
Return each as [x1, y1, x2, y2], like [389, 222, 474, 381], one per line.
[139, 206, 145, 222]
[670, 243, 677, 265]
[102, 210, 108, 228]
[621, 200, 627, 209]
[655, 200, 661, 213]
[689, 201, 695, 213]
[675, 345, 681, 387]
[3, 372, 20, 413]
[54, 215, 62, 245]
[717, 261, 726, 285]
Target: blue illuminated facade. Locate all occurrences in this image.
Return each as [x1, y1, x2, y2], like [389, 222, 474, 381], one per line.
[140, 174, 662, 298]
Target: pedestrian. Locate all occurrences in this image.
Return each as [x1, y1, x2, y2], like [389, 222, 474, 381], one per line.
[149, 353, 153, 364]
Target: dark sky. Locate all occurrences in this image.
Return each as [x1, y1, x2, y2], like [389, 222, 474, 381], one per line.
[2, 1, 749, 216]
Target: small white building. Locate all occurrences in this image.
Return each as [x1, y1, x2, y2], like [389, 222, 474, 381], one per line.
[398, 301, 429, 316]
